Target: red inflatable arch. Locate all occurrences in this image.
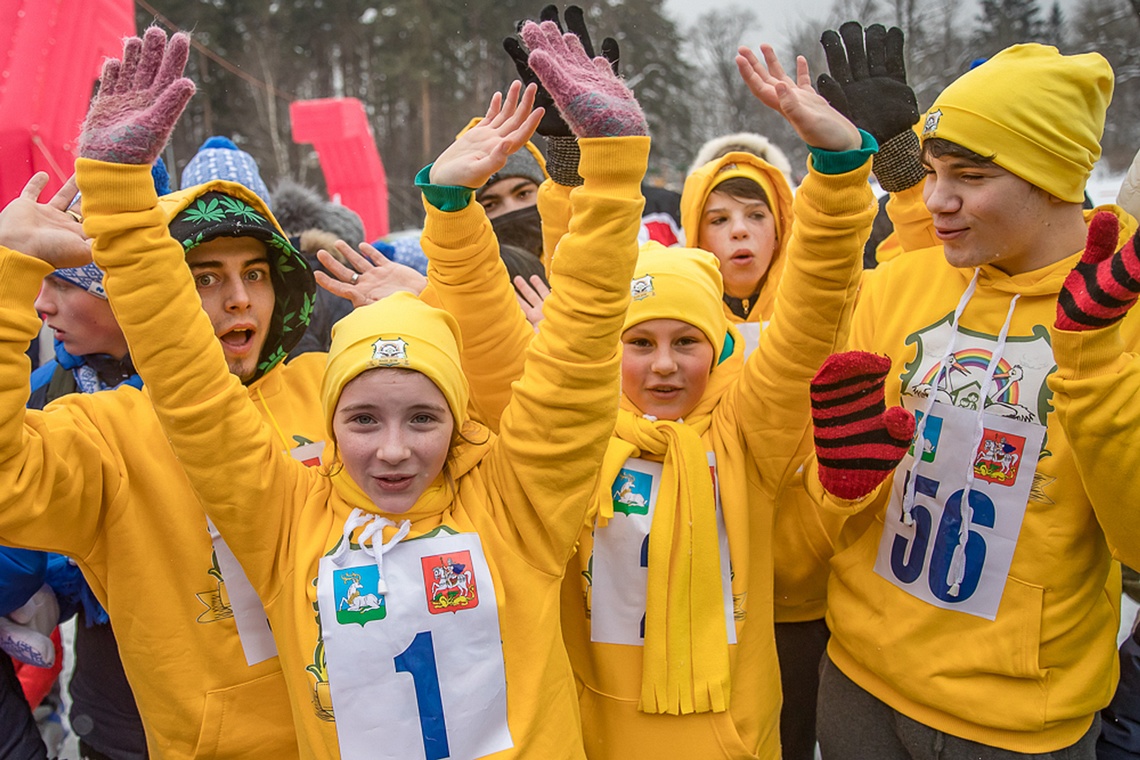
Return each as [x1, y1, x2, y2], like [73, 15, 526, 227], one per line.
[290, 98, 390, 240]
[0, 0, 136, 202]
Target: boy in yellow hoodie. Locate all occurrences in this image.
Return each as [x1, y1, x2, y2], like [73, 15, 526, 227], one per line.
[79, 24, 651, 759]
[805, 35, 1135, 758]
[679, 131, 842, 760]
[0, 29, 325, 758]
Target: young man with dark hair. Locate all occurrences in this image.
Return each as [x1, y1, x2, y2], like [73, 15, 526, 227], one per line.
[810, 27, 1129, 759]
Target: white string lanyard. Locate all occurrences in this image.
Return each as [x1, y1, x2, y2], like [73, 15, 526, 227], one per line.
[331, 508, 412, 595]
[902, 269, 980, 525]
[946, 292, 1020, 597]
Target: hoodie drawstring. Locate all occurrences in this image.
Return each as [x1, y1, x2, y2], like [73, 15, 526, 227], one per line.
[947, 292, 1020, 596]
[900, 267, 1022, 597]
[902, 269, 980, 525]
[331, 508, 412, 595]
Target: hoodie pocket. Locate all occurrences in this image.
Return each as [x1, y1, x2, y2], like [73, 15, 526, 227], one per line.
[579, 684, 758, 759]
[192, 670, 297, 759]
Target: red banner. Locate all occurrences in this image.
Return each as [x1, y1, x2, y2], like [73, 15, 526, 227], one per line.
[0, 0, 136, 202]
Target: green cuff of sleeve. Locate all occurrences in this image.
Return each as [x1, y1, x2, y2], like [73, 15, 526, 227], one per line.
[808, 130, 878, 175]
[416, 164, 474, 212]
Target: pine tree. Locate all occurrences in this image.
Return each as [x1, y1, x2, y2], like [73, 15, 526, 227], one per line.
[974, 0, 1044, 58]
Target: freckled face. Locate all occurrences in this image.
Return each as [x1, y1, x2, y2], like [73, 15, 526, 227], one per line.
[333, 369, 454, 514]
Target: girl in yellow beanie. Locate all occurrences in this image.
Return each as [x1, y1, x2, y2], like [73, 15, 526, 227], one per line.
[89, 24, 654, 760]
[453, 34, 880, 757]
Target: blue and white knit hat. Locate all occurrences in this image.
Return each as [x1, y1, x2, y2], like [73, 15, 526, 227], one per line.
[180, 137, 272, 208]
[52, 265, 106, 299]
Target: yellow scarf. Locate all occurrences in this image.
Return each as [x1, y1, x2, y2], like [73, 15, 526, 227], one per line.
[597, 334, 742, 714]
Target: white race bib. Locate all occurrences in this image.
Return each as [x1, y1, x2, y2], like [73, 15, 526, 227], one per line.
[591, 454, 736, 645]
[736, 322, 763, 359]
[318, 528, 512, 760]
[873, 400, 1044, 620]
[206, 518, 277, 665]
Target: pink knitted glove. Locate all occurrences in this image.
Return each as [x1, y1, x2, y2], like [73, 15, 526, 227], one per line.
[520, 20, 646, 138]
[78, 27, 196, 165]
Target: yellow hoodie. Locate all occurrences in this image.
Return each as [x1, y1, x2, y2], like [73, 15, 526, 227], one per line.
[562, 158, 875, 759]
[826, 205, 1138, 753]
[0, 176, 327, 758]
[681, 152, 844, 624]
[85, 137, 647, 759]
[1049, 311, 1140, 570]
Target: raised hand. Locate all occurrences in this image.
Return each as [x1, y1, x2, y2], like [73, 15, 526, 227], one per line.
[514, 274, 550, 330]
[811, 351, 915, 501]
[736, 44, 861, 152]
[0, 173, 91, 268]
[521, 20, 646, 138]
[503, 5, 620, 138]
[817, 22, 917, 146]
[78, 26, 196, 165]
[316, 241, 427, 307]
[1056, 212, 1140, 331]
[429, 81, 544, 188]
[817, 21, 923, 191]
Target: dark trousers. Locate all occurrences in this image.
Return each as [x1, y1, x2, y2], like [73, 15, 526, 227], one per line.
[1098, 627, 1140, 759]
[817, 654, 1099, 760]
[0, 655, 47, 760]
[775, 618, 830, 760]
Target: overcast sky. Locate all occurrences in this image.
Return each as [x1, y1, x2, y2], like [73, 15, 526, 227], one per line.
[662, 0, 1084, 49]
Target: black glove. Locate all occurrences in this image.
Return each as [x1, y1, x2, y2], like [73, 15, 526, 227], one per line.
[503, 5, 619, 139]
[818, 22, 923, 192]
[817, 22, 916, 144]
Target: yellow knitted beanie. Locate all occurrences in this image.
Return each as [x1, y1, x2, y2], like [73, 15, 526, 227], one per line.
[624, 242, 730, 358]
[921, 44, 1113, 203]
[321, 292, 470, 446]
[705, 154, 786, 241]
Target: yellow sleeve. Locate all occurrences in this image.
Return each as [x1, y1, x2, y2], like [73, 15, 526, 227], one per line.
[487, 136, 648, 573]
[726, 159, 877, 492]
[420, 199, 532, 432]
[537, 178, 572, 275]
[0, 246, 119, 559]
[1048, 321, 1140, 567]
[78, 159, 300, 597]
[879, 181, 938, 263]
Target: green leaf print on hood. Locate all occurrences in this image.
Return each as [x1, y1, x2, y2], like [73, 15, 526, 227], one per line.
[163, 179, 316, 385]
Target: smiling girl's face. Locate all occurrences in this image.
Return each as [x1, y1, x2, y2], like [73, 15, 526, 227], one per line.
[333, 368, 454, 513]
[621, 318, 715, 421]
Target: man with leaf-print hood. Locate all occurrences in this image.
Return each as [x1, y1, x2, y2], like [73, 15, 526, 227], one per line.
[0, 174, 323, 759]
[169, 185, 315, 384]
